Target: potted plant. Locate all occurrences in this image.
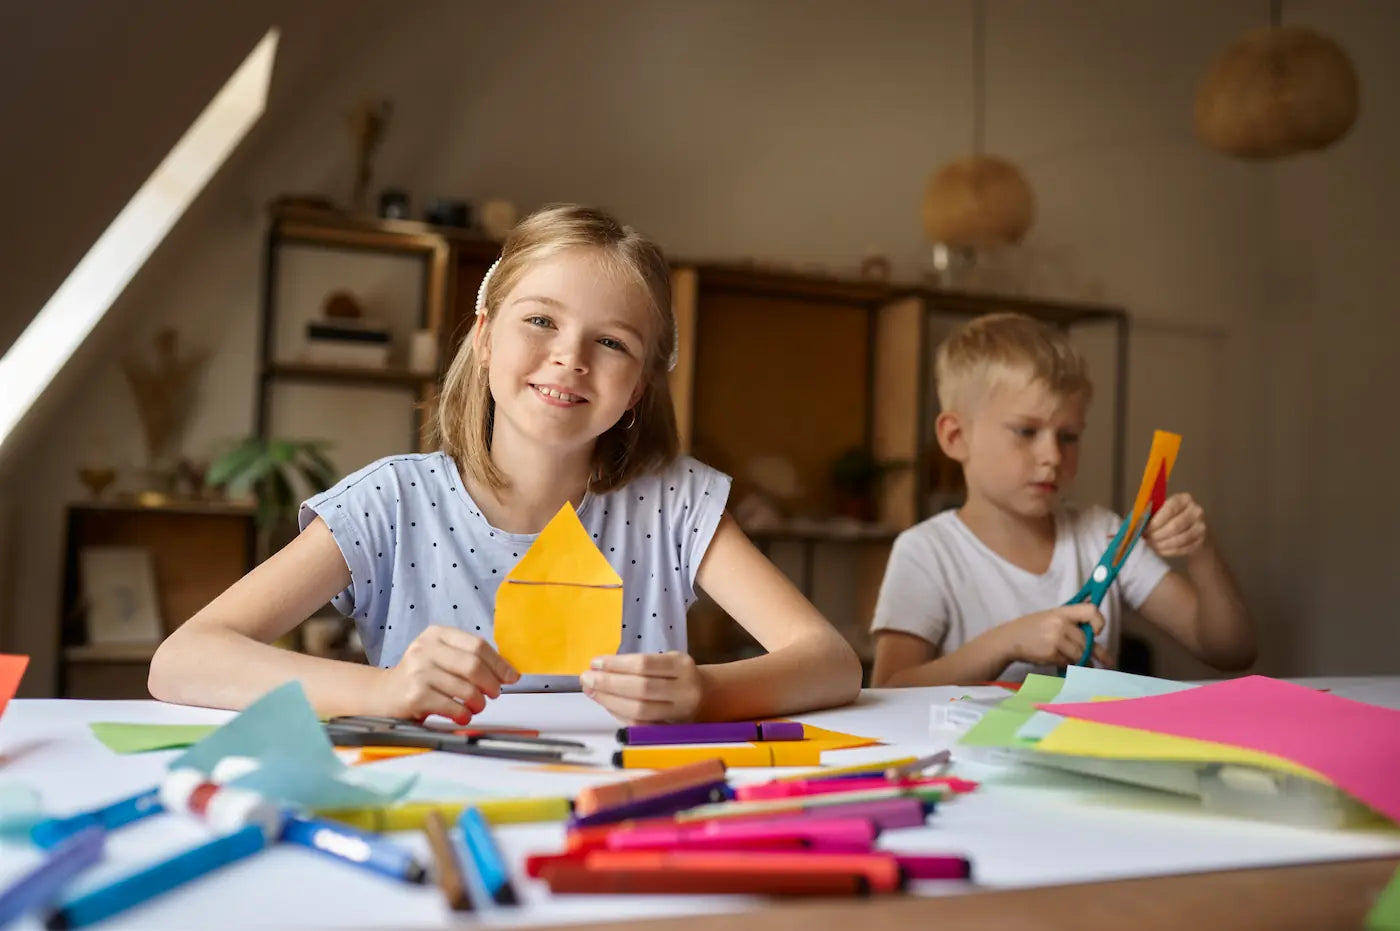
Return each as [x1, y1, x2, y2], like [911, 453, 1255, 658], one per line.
[206, 437, 337, 548]
[830, 447, 908, 523]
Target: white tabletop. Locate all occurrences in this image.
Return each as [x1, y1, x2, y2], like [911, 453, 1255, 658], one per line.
[2, 679, 1398, 929]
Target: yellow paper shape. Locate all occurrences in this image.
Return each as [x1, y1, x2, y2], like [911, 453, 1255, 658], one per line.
[494, 503, 622, 674]
[798, 723, 882, 752]
[1036, 716, 1329, 783]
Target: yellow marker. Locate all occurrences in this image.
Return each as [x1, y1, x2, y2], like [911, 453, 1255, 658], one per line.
[612, 743, 822, 769]
[772, 755, 921, 782]
[316, 795, 573, 832]
[494, 503, 623, 674]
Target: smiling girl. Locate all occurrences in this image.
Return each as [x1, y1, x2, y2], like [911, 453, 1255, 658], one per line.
[149, 205, 862, 724]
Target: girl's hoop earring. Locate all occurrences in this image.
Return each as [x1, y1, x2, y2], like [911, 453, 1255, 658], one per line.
[621, 408, 637, 430]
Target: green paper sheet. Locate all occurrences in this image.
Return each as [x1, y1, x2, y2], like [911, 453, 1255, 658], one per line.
[90, 723, 219, 754]
[1017, 667, 1196, 741]
[959, 674, 1065, 749]
[1368, 867, 1400, 930]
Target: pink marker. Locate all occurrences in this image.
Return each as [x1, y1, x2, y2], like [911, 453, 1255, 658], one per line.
[607, 817, 878, 853]
[736, 776, 977, 802]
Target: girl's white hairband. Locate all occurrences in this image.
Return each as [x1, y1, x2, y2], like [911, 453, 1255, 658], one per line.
[475, 257, 678, 371]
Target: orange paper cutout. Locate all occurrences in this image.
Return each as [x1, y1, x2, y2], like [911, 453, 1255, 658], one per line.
[494, 503, 623, 675]
[0, 654, 29, 718]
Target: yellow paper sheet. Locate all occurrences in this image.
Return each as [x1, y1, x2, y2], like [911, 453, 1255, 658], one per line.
[495, 503, 623, 675]
[1036, 716, 1329, 783]
[798, 723, 882, 752]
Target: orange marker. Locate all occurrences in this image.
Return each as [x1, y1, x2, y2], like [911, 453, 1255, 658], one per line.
[423, 811, 472, 911]
[574, 759, 726, 816]
[612, 744, 820, 770]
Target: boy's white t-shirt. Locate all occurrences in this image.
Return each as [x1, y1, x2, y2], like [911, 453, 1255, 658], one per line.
[870, 505, 1171, 682]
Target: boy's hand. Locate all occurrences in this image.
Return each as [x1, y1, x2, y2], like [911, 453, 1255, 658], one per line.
[1144, 492, 1209, 558]
[580, 652, 703, 724]
[372, 625, 519, 724]
[1001, 605, 1110, 667]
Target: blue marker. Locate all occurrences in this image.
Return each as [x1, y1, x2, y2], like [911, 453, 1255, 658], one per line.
[30, 787, 163, 850]
[43, 823, 270, 930]
[457, 806, 517, 905]
[0, 827, 105, 926]
[280, 815, 426, 884]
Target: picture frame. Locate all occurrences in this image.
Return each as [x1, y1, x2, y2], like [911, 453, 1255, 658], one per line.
[79, 545, 164, 645]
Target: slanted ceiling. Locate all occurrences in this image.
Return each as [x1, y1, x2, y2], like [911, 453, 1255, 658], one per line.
[0, 0, 398, 462]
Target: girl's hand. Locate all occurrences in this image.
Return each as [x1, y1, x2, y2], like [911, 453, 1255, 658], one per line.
[372, 625, 520, 723]
[1144, 492, 1209, 558]
[580, 651, 704, 724]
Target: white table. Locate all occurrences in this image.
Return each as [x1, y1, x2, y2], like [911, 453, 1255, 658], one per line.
[1, 680, 1398, 929]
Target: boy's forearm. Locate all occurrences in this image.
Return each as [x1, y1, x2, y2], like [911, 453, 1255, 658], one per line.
[149, 624, 385, 718]
[1184, 540, 1256, 669]
[880, 631, 1009, 687]
[696, 632, 862, 721]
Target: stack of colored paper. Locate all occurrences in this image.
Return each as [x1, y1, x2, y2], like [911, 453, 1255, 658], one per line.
[958, 669, 1400, 827]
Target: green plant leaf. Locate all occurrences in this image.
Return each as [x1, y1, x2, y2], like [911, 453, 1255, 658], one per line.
[226, 447, 275, 498]
[206, 438, 264, 487]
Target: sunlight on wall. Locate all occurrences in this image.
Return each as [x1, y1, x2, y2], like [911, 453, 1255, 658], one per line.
[0, 28, 279, 455]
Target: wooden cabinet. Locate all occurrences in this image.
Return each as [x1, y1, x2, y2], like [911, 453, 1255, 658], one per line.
[667, 263, 1130, 671]
[58, 501, 256, 698]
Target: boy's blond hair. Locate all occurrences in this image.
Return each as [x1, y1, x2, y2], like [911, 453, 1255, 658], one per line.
[934, 312, 1092, 413]
[429, 204, 679, 493]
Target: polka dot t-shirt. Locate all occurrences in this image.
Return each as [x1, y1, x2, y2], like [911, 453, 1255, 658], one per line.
[298, 452, 731, 692]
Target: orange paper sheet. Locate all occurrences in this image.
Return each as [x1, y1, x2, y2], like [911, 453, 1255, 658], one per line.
[494, 503, 623, 675]
[0, 654, 29, 718]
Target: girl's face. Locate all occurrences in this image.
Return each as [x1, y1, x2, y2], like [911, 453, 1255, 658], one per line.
[480, 247, 655, 456]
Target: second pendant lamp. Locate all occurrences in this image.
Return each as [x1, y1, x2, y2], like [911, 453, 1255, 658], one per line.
[922, 0, 1035, 255]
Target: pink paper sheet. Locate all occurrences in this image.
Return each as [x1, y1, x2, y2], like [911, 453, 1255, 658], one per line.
[1039, 675, 1400, 823]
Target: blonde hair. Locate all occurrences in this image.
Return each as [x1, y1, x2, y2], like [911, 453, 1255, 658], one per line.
[934, 312, 1092, 413]
[429, 204, 679, 493]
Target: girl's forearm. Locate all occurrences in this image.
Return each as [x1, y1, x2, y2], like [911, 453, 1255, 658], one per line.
[696, 632, 862, 721]
[1185, 541, 1257, 670]
[148, 623, 386, 717]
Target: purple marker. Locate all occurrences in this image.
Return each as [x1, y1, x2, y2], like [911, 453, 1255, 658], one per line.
[568, 781, 733, 828]
[617, 721, 805, 746]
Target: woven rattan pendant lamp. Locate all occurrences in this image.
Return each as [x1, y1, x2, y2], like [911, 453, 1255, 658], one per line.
[922, 0, 1034, 251]
[1195, 1, 1359, 159]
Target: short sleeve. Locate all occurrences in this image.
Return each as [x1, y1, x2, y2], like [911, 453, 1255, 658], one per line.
[298, 457, 401, 621]
[870, 529, 951, 648]
[671, 458, 731, 601]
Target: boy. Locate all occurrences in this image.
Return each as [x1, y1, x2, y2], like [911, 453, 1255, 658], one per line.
[870, 313, 1255, 686]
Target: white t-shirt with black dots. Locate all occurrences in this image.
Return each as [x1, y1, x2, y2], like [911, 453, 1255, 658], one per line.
[299, 452, 732, 692]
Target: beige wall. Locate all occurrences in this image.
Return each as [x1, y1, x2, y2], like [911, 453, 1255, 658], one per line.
[3, 0, 1395, 694]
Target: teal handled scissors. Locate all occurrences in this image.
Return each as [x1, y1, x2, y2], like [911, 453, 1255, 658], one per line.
[1062, 502, 1154, 668]
[1061, 430, 1179, 671]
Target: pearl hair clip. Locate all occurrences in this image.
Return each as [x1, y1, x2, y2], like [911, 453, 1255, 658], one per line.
[475, 257, 678, 371]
